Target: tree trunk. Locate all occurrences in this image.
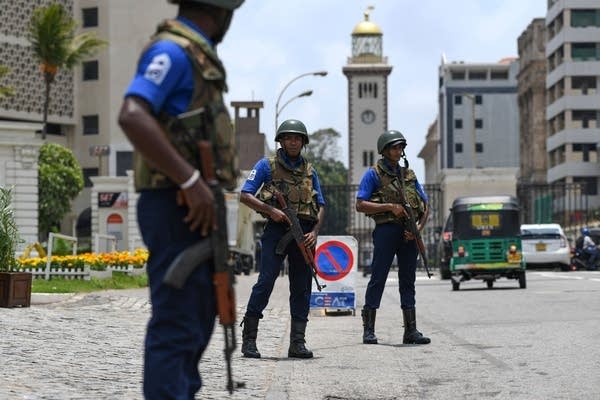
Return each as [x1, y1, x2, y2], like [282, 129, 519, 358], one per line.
[42, 78, 51, 140]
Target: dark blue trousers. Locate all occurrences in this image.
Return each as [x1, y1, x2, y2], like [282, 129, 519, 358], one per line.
[137, 189, 216, 400]
[245, 220, 313, 322]
[364, 222, 418, 310]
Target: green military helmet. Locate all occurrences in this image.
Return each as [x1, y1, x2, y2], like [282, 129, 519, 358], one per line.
[167, 0, 244, 10]
[275, 119, 309, 144]
[377, 130, 406, 154]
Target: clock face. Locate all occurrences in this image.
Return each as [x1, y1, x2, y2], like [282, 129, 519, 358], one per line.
[361, 109, 376, 125]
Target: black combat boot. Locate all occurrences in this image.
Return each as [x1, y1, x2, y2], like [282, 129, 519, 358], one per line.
[402, 308, 431, 345]
[288, 320, 313, 358]
[241, 316, 261, 358]
[361, 307, 378, 344]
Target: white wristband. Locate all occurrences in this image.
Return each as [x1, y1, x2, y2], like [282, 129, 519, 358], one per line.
[179, 169, 200, 190]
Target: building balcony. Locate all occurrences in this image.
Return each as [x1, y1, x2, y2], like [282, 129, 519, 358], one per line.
[547, 128, 600, 152]
[547, 94, 600, 119]
[547, 161, 600, 183]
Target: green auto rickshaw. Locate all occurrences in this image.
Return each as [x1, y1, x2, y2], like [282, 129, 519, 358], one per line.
[449, 195, 526, 290]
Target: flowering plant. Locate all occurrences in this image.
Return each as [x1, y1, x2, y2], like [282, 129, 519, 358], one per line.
[17, 249, 149, 271]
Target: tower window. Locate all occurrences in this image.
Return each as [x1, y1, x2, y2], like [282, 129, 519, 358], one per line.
[362, 150, 374, 167]
[82, 7, 98, 27]
[83, 60, 99, 80]
[82, 168, 99, 187]
[455, 119, 463, 129]
[454, 95, 462, 105]
[455, 143, 463, 153]
[475, 143, 483, 153]
[475, 119, 483, 129]
[82, 115, 99, 135]
[490, 71, 508, 80]
[116, 151, 133, 176]
[469, 70, 487, 80]
[475, 95, 482, 104]
[358, 82, 378, 99]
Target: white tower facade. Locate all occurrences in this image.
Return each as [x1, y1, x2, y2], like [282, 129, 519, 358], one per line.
[343, 8, 392, 185]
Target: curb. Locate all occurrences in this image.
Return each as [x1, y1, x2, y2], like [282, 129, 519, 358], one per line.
[31, 293, 76, 305]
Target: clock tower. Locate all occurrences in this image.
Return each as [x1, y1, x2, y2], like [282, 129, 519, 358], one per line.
[343, 7, 392, 185]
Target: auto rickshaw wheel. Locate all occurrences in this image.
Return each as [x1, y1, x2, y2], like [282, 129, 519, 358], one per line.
[518, 271, 527, 289]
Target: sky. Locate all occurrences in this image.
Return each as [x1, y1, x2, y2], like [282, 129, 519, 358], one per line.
[219, 0, 548, 182]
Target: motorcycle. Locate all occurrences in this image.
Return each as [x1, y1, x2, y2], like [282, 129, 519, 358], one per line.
[570, 245, 600, 271]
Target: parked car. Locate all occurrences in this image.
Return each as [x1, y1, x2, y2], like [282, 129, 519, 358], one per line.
[520, 223, 570, 270]
[437, 213, 453, 280]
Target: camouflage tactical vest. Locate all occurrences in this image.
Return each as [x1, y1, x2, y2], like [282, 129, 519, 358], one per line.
[367, 159, 425, 224]
[133, 19, 238, 191]
[257, 149, 319, 221]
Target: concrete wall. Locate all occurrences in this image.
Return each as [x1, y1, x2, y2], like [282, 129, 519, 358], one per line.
[0, 121, 43, 247]
[439, 167, 519, 221]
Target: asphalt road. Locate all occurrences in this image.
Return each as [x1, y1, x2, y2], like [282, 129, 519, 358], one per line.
[1, 269, 599, 399]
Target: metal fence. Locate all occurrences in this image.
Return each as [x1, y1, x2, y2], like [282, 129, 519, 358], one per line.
[321, 182, 590, 271]
[516, 182, 588, 229]
[320, 184, 443, 271]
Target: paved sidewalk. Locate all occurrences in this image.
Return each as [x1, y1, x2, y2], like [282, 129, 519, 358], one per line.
[1, 272, 434, 399]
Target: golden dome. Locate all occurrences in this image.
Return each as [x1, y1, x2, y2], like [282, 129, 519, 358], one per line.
[352, 7, 382, 35]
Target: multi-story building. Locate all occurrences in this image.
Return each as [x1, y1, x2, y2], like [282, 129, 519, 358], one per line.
[0, 0, 173, 231]
[417, 119, 439, 184]
[518, 18, 548, 184]
[545, 0, 600, 207]
[436, 58, 520, 170]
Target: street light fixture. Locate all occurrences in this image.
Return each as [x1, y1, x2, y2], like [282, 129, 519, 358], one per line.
[275, 90, 313, 130]
[274, 70, 328, 131]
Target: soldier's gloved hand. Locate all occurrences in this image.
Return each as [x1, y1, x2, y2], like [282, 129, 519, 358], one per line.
[177, 179, 216, 236]
[303, 231, 317, 249]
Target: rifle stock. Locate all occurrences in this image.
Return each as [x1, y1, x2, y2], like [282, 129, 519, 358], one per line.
[273, 191, 326, 291]
[398, 161, 433, 279]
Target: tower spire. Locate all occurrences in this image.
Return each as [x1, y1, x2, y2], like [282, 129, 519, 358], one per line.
[364, 5, 374, 21]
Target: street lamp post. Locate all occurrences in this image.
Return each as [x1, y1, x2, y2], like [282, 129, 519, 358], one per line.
[274, 70, 327, 131]
[275, 90, 313, 130]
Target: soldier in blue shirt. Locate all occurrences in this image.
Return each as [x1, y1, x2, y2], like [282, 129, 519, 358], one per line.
[356, 130, 431, 346]
[239, 119, 326, 359]
[118, 0, 243, 398]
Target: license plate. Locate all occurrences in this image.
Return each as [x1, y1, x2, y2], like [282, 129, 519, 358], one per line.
[535, 242, 546, 252]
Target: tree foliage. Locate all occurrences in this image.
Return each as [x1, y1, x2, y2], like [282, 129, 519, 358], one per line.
[0, 65, 14, 99]
[38, 143, 84, 239]
[304, 128, 349, 235]
[305, 128, 347, 185]
[27, 3, 106, 139]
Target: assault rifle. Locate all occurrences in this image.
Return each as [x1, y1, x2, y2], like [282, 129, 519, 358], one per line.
[397, 157, 433, 279]
[273, 190, 326, 292]
[162, 108, 242, 393]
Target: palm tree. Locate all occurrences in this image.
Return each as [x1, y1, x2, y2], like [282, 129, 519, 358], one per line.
[0, 65, 14, 99]
[27, 3, 106, 139]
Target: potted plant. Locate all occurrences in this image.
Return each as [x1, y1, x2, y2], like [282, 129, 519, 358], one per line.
[0, 186, 31, 307]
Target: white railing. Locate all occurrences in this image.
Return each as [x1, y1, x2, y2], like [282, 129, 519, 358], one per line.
[45, 233, 78, 280]
[94, 233, 117, 253]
